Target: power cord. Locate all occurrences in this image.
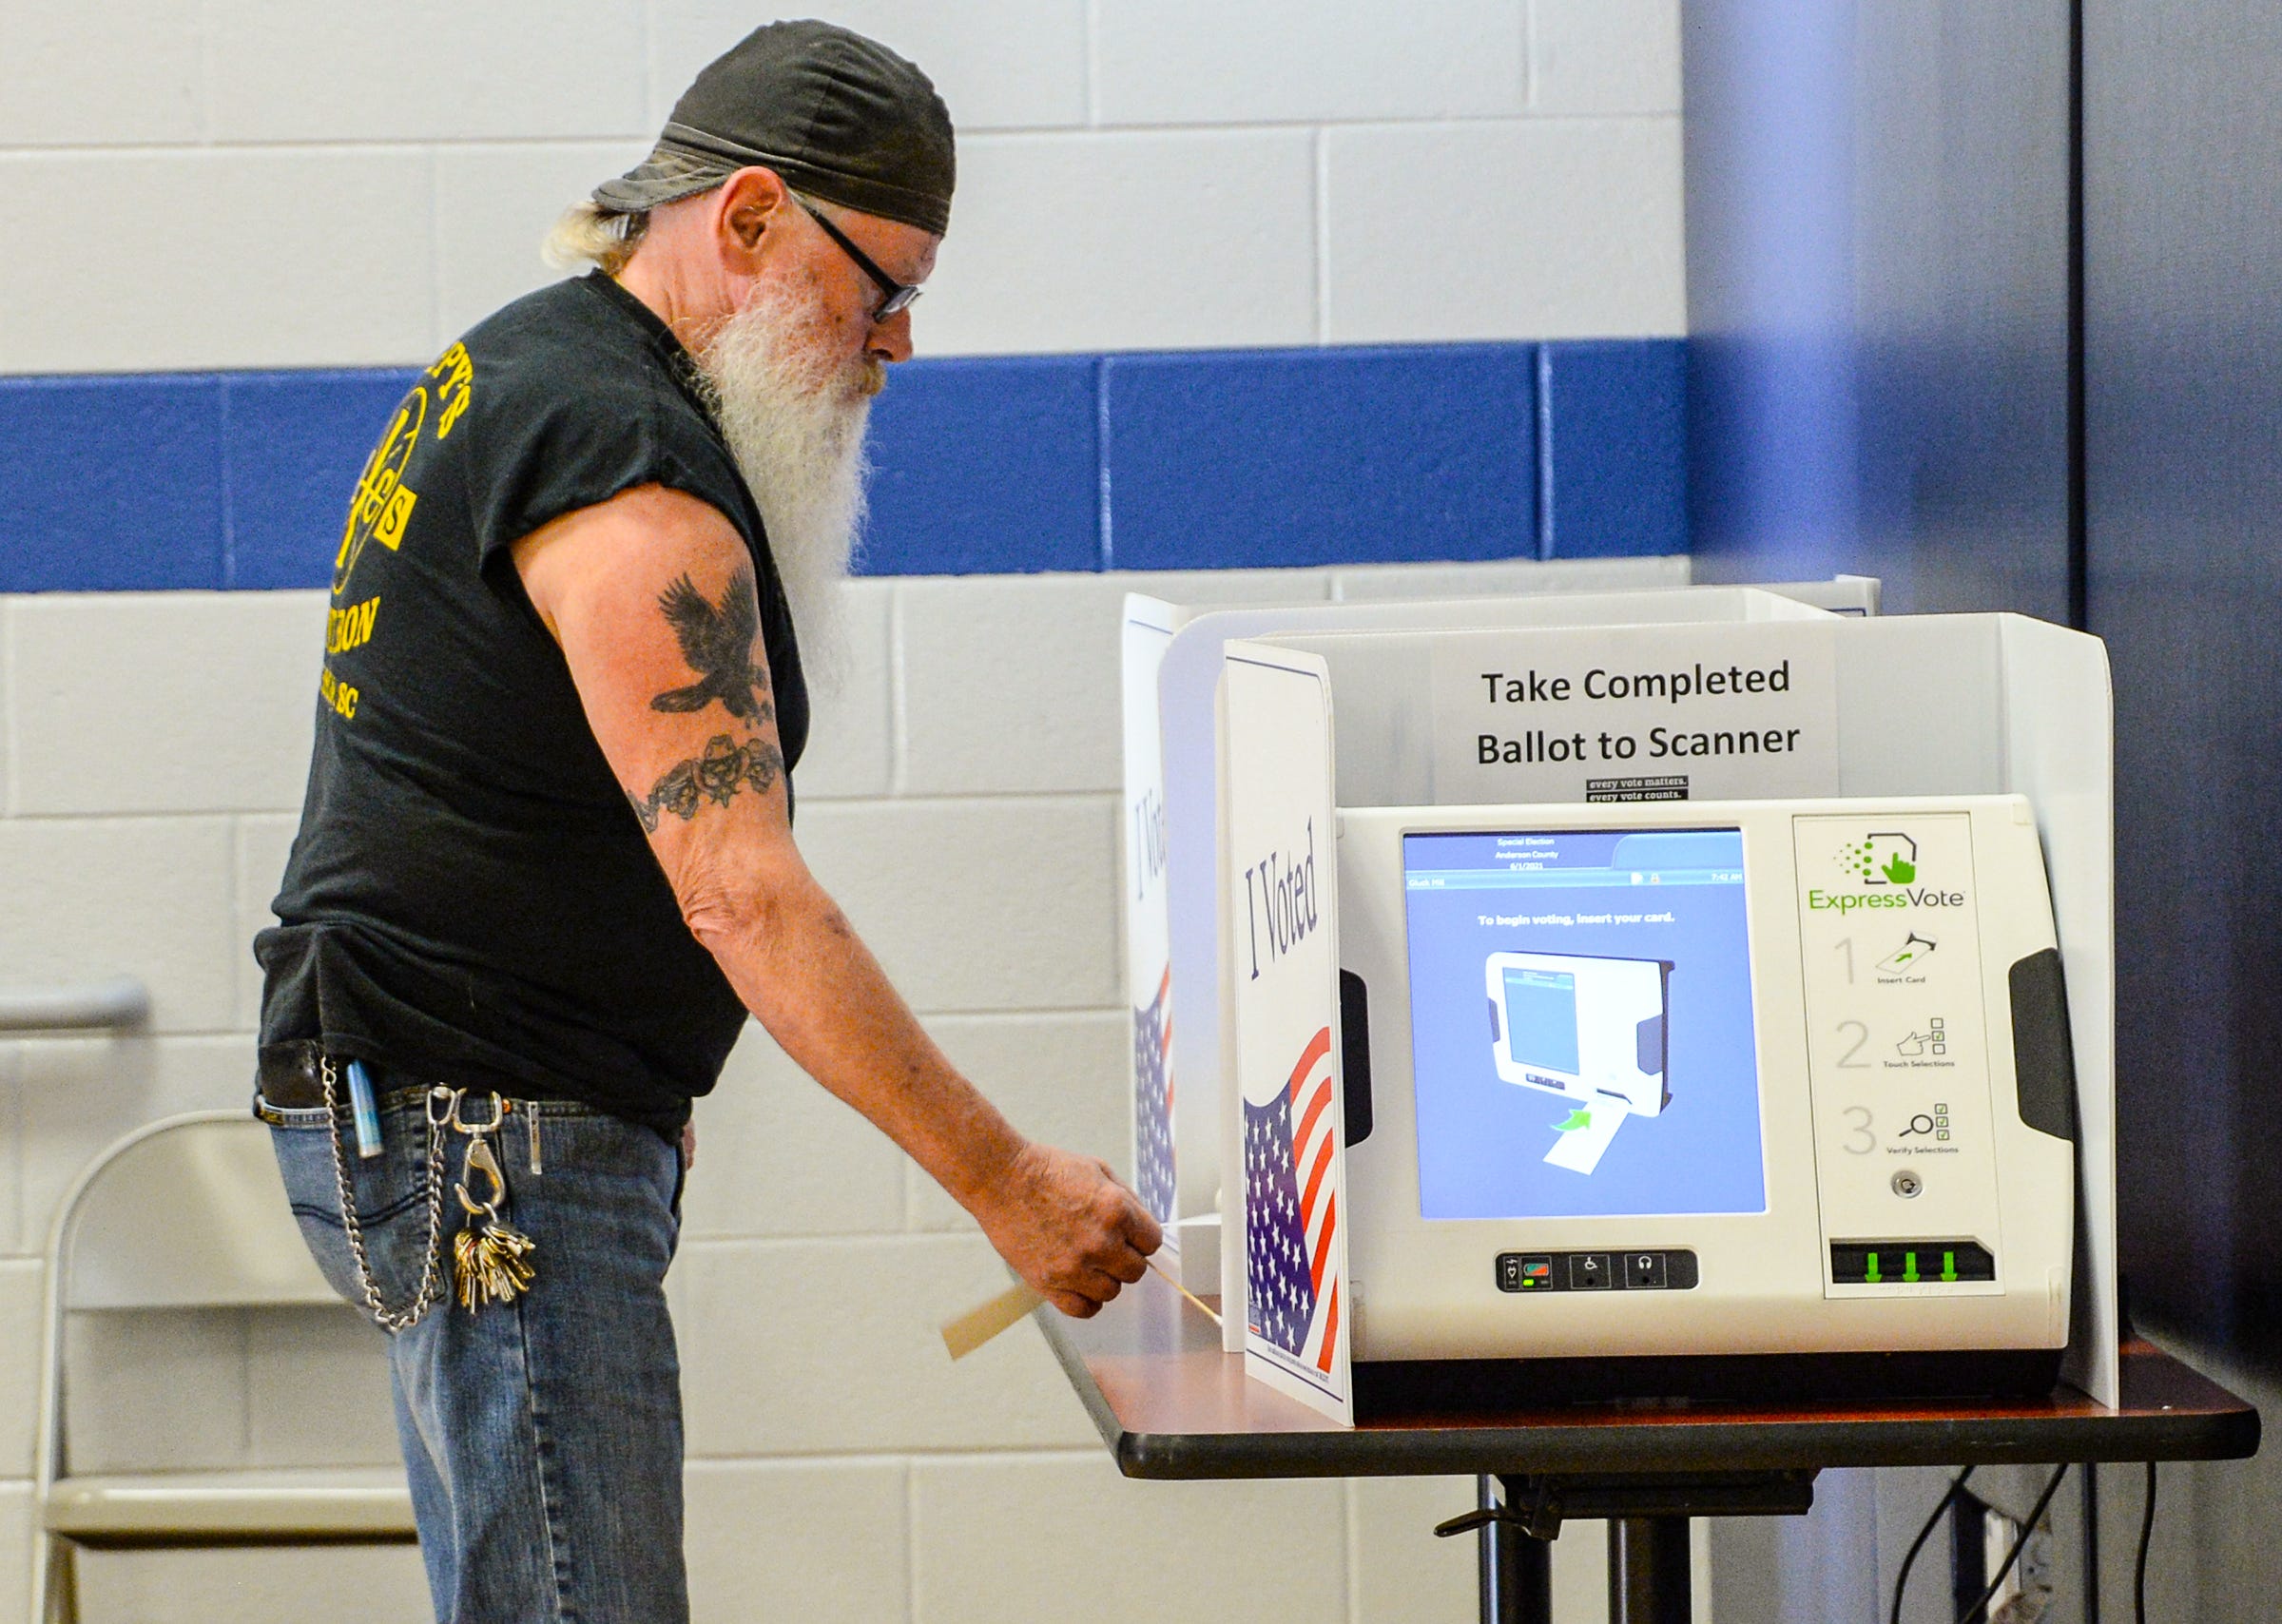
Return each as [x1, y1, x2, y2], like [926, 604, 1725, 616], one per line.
[2134, 1460, 2158, 1624]
[1886, 1458, 2160, 1624]
[1889, 1465, 1977, 1624]
[1955, 1462, 2070, 1624]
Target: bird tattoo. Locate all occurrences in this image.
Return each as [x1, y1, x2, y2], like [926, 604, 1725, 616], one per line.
[650, 567, 773, 722]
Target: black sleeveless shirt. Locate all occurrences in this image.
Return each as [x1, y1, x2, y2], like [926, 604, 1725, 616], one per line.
[257, 272, 807, 1135]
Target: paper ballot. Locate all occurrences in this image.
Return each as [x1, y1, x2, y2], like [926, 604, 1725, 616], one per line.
[1543, 1104, 1630, 1175]
[941, 1284, 1045, 1360]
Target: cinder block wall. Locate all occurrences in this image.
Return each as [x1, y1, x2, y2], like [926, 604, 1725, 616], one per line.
[0, 5, 1688, 1621]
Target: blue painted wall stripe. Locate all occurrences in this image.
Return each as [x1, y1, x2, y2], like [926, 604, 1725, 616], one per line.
[863, 354, 1100, 576]
[1102, 344, 1538, 571]
[222, 369, 418, 591]
[0, 375, 225, 592]
[0, 339, 1684, 593]
[1540, 339, 1688, 561]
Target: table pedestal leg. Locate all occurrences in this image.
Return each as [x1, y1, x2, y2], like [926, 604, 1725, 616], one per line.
[1607, 1516, 1692, 1624]
[1476, 1475, 1552, 1624]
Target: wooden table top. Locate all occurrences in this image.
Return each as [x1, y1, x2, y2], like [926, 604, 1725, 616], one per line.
[1038, 1273, 2261, 1481]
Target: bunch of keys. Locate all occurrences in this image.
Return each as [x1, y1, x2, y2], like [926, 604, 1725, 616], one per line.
[450, 1093, 537, 1312]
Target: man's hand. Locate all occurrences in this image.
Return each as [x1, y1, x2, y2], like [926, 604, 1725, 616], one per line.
[969, 1143, 1163, 1318]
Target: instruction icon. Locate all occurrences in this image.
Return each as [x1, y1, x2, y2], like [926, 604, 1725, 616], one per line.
[1878, 933, 1938, 974]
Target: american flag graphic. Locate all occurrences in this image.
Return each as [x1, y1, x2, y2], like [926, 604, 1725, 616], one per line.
[1131, 965, 1176, 1225]
[1243, 1025, 1341, 1374]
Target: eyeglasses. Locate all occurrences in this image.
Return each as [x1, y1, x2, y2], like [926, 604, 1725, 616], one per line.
[794, 196, 922, 321]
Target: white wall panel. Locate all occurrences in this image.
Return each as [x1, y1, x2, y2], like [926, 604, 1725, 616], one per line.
[0, 150, 436, 373]
[682, 1022, 907, 1240]
[0, 7, 1683, 368]
[0, 1481, 28, 1624]
[910, 1456, 1345, 1624]
[1530, 0, 1684, 116]
[8, 593, 322, 816]
[0, 1054, 18, 1260]
[919, 130, 1318, 357]
[433, 140, 649, 345]
[686, 1459, 909, 1624]
[0, 822, 236, 1034]
[1093, 0, 1527, 126]
[0, 1, 202, 147]
[205, 0, 646, 143]
[899, 572, 1131, 795]
[15, 1037, 256, 1253]
[1325, 118, 1684, 341]
[1350, 1476, 1613, 1622]
[793, 797, 1120, 1012]
[0, 607, 10, 814]
[791, 580, 897, 801]
[651, 2, 1090, 134]
[674, 1233, 1096, 1455]
[1350, 1477, 1479, 1621]
[905, 1012, 1127, 1230]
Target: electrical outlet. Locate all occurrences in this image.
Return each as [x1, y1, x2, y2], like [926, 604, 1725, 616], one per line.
[1949, 1490, 2057, 1624]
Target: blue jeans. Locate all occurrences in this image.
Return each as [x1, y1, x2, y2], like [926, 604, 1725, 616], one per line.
[266, 1085, 687, 1624]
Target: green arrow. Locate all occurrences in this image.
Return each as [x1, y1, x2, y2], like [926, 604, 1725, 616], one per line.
[1864, 1251, 1882, 1284]
[1941, 1250, 1959, 1283]
[1903, 1250, 1921, 1284]
[1555, 1108, 1592, 1132]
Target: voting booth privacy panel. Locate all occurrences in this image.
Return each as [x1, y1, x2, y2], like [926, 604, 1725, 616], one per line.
[1121, 586, 2116, 1427]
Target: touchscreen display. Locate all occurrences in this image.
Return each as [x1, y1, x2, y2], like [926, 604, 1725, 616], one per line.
[1403, 828, 1766, 1219]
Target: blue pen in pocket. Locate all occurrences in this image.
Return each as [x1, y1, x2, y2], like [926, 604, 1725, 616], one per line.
[346, 1058, 384, 1160]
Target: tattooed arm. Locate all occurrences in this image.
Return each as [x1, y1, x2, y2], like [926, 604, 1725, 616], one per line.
[512, 485, 1158, 1315]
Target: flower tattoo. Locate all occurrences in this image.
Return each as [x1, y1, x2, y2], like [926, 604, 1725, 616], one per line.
[629, 734, 784, 833]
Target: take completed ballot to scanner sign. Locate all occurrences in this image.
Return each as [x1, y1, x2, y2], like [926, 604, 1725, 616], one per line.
[1431, 621, 1840, 804]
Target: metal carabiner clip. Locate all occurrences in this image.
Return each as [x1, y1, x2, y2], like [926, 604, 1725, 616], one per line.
[455, 1132, 509, 1218]
[448, 1090, 506, 1136]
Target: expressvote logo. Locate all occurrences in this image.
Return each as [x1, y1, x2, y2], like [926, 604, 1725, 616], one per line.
[1807, 831, 1965, 913]
[1843, 832, 1918, 885]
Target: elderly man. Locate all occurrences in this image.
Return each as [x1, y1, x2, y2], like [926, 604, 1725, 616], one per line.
[253, 21, 1158, 1622]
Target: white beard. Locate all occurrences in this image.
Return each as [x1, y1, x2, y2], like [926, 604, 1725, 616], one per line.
[694, 279, 880, 688]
